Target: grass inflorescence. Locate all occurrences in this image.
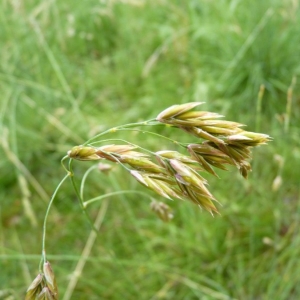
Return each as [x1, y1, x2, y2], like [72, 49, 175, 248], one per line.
[1, 0, 300, 299]
[26, 102, 270, 298]
[68, 102, 270, 216]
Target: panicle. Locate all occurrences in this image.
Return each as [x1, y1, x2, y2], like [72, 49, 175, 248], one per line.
[67, 102, 271, 217]
[156, 103, 271, 180]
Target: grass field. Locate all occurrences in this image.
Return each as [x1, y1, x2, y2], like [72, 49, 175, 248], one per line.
[1, 0, 300, 299]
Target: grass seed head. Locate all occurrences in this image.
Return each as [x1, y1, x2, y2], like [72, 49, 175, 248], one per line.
[150, 201, 174, 222]
[182, 184, 218, 214]
[25, 273, 43, 300]
[67, 146, 100, 161]
[119, 156, 165, 173]
[131, 171, 184, 200]
[226, 131, 271, 146]
[170, 159, 214, 197]
[147, 175, 185, 200]
[156, 102, 204, 121]
[130, 170, 148, 186]
[67, 103, 271, 217]
[43, 261, 58, 299]
[175, 111, 223, 120]
[156, 150, 198, 164]
[188, 143, 235, 176]
[97, 144, 137, 153]
[95, 144, 147, 162]
[181, 127, 225, 144]
[144, 176, 173, 199]
[169, 159, 207, 185]
[25, 262, 58, 300]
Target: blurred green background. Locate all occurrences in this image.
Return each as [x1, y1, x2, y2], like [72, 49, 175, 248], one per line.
[1, 0, 300, 299]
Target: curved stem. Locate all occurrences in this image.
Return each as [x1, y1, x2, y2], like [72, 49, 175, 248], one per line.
[83, 119, 158, 145]
[116, 128, 187, 147]
[84, 190, 153, 208]
[61, 155, 70, 173]
[40, 173, 70, 271]
[68, 159, 99, 233]
[80, 165, 99, 200]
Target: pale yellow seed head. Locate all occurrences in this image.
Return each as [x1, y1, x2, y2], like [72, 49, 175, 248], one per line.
[67, 146, 99, 161]
[43, 261, 58, 299]
[156, 102, 204, 121]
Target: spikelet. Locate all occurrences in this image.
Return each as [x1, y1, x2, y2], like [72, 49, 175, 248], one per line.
[25, 261, 58, 300]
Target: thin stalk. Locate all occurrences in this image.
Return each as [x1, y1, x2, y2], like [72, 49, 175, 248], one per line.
[40, 173, 70, 271]
[115, 128, 187, 148]
[61, 155, 71, 174]
[80, 165, 99, 200]
[84, 190, 153, 208]
[68, 159, 99, 233]
[83, 119, 158, 145]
